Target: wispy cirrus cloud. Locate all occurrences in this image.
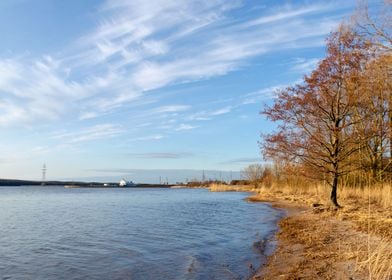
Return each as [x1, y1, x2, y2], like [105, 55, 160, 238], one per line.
[127, 152, 193, 159]
[52, 124, 124, 143]
[129, 135, 166, 142]
[241, 85, 287, 105]
[175, 124, 198, 131]
[188, 106, 233, 121]
[209, 106, 232, 116]
[243, 3, 332, 27]
[290, 57, 320, 73]
[0, 0, 347, 130]
[151, 105, 191, 114]
[0, 56, 93, 125]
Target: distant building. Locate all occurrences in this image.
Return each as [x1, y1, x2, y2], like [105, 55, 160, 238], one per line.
[119, 179, 135, 187]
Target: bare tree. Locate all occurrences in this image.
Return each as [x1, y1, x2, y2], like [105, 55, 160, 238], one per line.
[354, 54, 392, 180]
[261, 26, 370, 207]
[241, 164, 264, 185]
[352, 1, 392, 180]
[354, 0, 392, 51]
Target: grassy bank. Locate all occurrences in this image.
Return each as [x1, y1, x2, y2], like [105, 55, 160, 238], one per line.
[251, 183, 391, 238]
[208, 183, 255, 192]
[208, 182, 392, 279]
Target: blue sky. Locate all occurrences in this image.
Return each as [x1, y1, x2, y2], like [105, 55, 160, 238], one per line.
[0, 0, 364, 182]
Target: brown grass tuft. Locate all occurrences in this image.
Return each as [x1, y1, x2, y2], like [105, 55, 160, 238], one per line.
[208, 183, 255, 192]
[249, 182, 391, 279]
[355, 236, 392, 280]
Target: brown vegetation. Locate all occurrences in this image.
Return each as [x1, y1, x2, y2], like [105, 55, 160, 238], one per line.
[248, 182, 391, 280]
[260, 1, 391, 207]
[208, 183, 255, 192]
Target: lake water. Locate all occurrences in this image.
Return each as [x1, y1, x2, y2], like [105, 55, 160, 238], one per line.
[0, 186, 283, 280]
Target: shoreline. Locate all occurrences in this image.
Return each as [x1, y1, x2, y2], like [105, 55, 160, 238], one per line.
[247, 191, 391, 280]
[204, 183, 390, 279]
[206, 184, 302, 278]
[246, 195, 307, 279]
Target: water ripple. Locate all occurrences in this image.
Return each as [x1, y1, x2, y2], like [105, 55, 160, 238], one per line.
[0, 187, 282, 279]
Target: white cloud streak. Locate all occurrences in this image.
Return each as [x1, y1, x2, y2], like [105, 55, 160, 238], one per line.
[0, 0, 346, 130]
[129, 135, 166, 142]
[175, 124, 198, 131]
[242, 85, 288, 105]
[188, 106, 233, 121]
[290, 57, 320, 73]
[151, 105, 191, 114]
[127, 152, 193, 159]
[52, 124, 124, 143]
[243, 3, 331, 27]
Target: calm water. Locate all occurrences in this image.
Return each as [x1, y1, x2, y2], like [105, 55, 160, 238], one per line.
[0, 186, 283, 280]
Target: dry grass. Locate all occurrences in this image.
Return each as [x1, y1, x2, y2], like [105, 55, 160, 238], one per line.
[355, 237, 392, 280]
[208, 183, 255, 192]
[254, 183, 392, 236]
[249, 182, 392, 280]
[340, 184, 392, 209]
[255, 182, 391, 208]
[254, 208, 392, 280]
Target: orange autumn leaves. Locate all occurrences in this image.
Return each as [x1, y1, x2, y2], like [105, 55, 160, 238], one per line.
[261, 7, 391, 207]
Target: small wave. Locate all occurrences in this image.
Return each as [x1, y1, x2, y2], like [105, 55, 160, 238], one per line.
[184, 255, 201, 274]
[252, 239, 267, 255]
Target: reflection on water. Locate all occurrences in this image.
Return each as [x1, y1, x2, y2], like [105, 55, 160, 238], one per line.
[0, 187, 282, 280]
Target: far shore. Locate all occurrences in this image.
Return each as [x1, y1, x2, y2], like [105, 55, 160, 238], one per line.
[0, 178, 173, 188]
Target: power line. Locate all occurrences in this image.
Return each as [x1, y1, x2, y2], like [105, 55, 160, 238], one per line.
[41, 163, 46, 186]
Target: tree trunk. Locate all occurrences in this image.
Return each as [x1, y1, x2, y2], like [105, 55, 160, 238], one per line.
[330, 174, 341, 208]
